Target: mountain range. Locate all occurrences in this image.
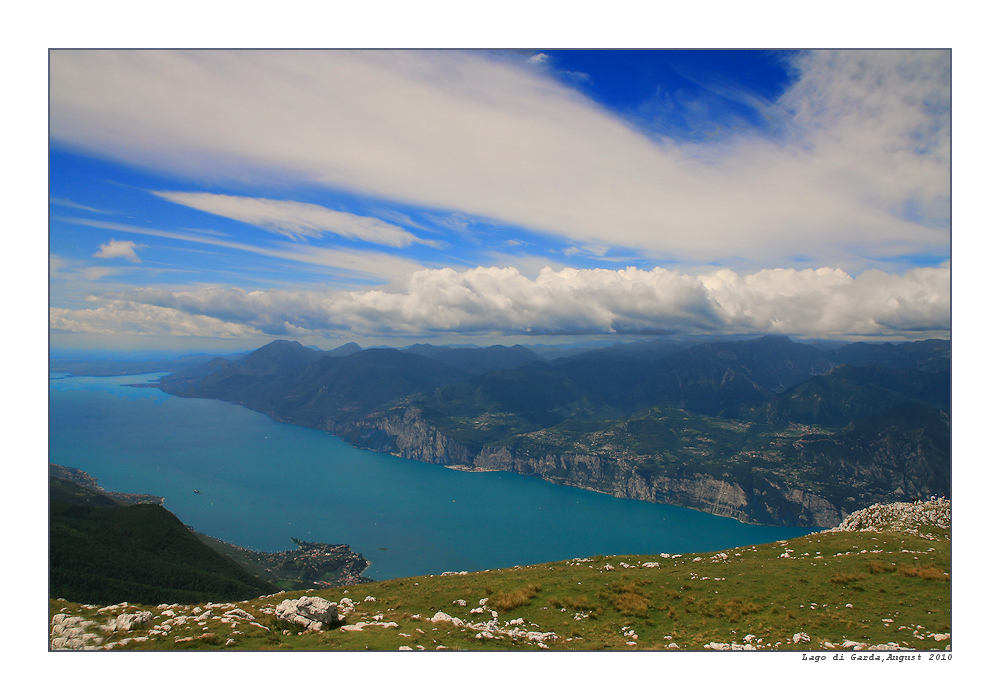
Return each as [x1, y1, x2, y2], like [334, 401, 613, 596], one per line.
[157, 335, 950, 527]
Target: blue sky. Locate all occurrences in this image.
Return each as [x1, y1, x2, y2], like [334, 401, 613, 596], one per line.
[49, 49, 951, 353]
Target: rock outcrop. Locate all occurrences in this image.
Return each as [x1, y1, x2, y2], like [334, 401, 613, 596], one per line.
[274, 596, 342, 632]
[826, 499, 951, 535]
[50, 614, 104, 650]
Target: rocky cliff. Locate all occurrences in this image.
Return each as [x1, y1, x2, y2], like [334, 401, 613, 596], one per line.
[337, 407, 846, 528]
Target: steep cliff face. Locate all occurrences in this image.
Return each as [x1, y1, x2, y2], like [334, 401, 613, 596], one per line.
[338, 408, 844, 527]
[337, 407, 474, 465]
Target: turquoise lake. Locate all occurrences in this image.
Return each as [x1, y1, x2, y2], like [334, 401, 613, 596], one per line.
[49, 373, 817, 580]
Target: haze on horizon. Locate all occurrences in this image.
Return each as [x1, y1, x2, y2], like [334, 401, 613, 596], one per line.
[49, 49, 951, 356]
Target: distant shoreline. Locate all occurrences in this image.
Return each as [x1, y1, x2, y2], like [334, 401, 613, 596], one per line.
[441, 464, 502, 473]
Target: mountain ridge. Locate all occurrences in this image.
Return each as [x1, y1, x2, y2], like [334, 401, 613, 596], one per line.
[156, 336, 950, 527]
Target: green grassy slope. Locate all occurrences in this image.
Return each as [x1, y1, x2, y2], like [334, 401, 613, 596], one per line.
[50, 501, 950, 651]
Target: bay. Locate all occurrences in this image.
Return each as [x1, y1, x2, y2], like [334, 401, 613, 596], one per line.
[49, 373, 817, 580]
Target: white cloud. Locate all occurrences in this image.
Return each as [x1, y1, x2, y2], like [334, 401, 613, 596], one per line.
[93, 238, 142, 263]
[563, 243, 610, 258]
[82, 266, 122, 281]
[50, 254, 70, 276]
[152, 192, 434, 247]
[50, 198, 108, 214]
[59, 217, 426, 284]
[51, 264, 950, 340]
[49, 49, 950, 270]
[50, 300, 263, 338]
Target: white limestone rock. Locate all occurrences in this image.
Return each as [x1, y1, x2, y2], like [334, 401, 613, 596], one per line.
[223, 608, 255, 621]
[106, 610, 153, 634]
[430, 611, 465, 627]
[275, 596, 342, 632]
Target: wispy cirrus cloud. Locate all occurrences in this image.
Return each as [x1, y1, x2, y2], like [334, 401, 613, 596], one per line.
[152, 192, 437, 248]
[57, 217, 427, 284]
[49, 50, 949, 271]
[50, 197, 109, 214]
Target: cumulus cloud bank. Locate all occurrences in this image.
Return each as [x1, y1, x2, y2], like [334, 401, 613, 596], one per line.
[49, 301, 263, 338]
[50, 265, 950, 340]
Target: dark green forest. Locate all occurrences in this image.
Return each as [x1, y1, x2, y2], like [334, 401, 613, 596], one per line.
[50, 481, 277, 605]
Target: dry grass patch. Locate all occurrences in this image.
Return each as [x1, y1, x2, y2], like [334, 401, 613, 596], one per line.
[897, 565, 949, 581]
[613, 591, 650, 617]
[712, 598, 763, 623]
[489, 584, 541, 612]
[608, 577, 652, 617]
[867, 561, 897, 574]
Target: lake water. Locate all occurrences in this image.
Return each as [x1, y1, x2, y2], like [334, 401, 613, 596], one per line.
[49, 373, 817, 580]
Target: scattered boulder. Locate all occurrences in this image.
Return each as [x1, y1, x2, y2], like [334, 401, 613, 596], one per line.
[340, 621, 399, 632]
[275, 596, 342, 632]
[222, 608, 255, 621]
[431, 611, 464, 627]
[116, 610, 153, 633]
[704, 641, 756, 650]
